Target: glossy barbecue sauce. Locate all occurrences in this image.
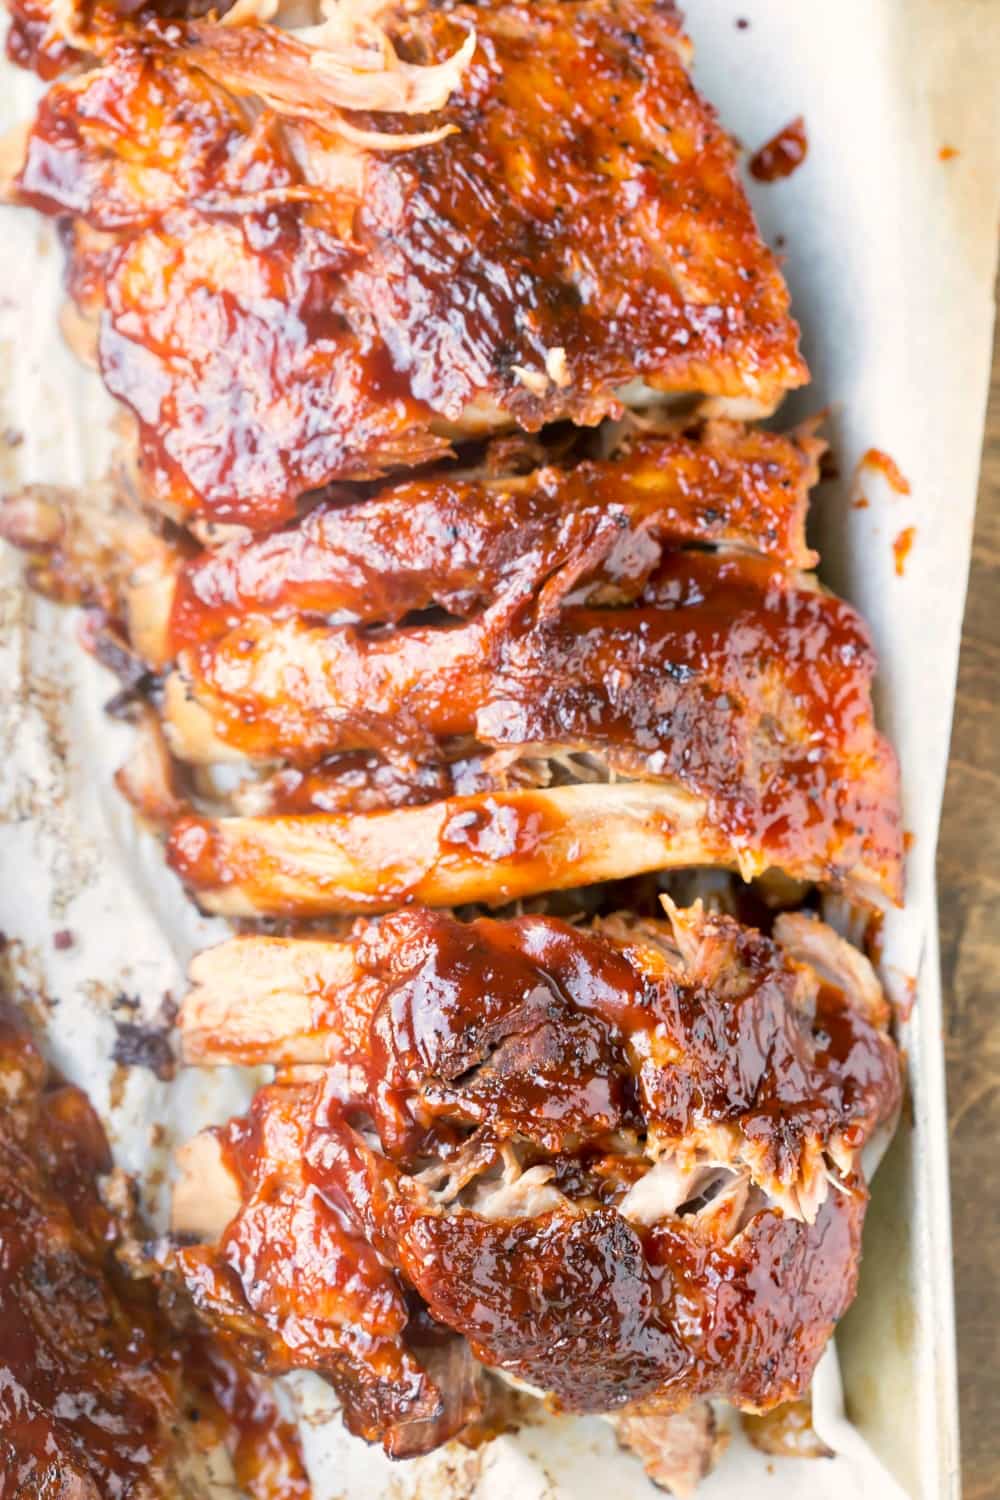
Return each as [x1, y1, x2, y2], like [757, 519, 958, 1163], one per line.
[0, 996, 310, 1498]
[166, 424, 819, 651]
[183, 909, 900, 1426]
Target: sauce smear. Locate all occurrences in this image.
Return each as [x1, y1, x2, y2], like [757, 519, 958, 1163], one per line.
[862, 448, 911, 496]
[749, 117, 808, 182]
[893, 526, 917, 576]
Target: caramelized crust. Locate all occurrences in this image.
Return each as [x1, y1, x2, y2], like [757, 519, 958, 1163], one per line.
[99, 215, 451, 526]
[168, 905, 900, 1450]
[13, 0, 806, 526]
[341, 1, 807, 417]
[167, 553, 881, 762]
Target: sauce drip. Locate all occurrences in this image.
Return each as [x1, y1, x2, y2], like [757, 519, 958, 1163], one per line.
[183, 1333, 312, 1499]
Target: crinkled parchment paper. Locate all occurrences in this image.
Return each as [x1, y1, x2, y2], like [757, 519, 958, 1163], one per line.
[1, 1, 997, 1495]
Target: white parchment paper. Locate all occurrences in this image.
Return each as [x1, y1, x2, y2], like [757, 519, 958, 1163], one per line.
[1, 2, 997, 1496]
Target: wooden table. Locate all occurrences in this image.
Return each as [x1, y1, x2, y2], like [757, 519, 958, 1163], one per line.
[939, 303, 1000, 1500]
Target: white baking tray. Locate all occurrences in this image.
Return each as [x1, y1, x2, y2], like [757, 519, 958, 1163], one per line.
[1, 1, 998, 1495]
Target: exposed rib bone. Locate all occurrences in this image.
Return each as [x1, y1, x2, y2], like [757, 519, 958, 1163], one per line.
[166, 781, 735, 917]
[171, 1132, 244, 1241]
[609, 1402, 724, 1498]
[182, 936, 363, 1065]
[0, 481, 177, 665]
[773, 911, 888, 1028]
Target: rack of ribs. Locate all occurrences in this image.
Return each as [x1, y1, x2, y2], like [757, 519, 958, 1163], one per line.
[6, 0, 807, 529]
[1, 420, 901, 915]
[166, 902, 901, 1463]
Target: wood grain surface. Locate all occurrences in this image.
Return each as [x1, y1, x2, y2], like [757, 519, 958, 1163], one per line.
[939, 297, 1000, 1500]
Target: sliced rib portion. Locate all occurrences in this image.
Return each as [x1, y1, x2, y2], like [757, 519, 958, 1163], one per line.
[164, 552, 884, 765]
[0, 419, 821, 669]
[167, 904, 900, 1458]
[167, 781, 732, 915]
[1, 477, 900, 905]
[12, 0, 806, 526]
[168, 767, 898, 918]
[167, 419, 822, 650]
[161, 551, 902, 904]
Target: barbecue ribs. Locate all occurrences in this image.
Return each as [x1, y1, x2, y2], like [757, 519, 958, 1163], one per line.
[1, 424, 901, 913]
[0, 986, 310, 1497]
[8, 0, 807, 527]
[167, 902, 901, 1459]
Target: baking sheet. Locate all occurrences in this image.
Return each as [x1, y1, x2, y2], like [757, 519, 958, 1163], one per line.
[1, 0, 998, 1495]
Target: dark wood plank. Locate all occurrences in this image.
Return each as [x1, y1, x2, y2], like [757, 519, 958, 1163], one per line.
[939, 290, 1000, 1500]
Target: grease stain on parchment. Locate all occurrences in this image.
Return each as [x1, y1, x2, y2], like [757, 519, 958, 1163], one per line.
[0, 559, 100, 916]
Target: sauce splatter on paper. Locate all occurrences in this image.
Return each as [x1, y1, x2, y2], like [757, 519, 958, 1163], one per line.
[750, 117, 808, 182]
[893, 526, 916, 576]
[862, 448, 911, 496]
